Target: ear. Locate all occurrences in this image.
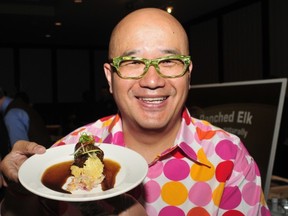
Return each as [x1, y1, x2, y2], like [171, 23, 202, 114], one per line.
[103, 63, 113, 94]
[188, 61, 193, 80]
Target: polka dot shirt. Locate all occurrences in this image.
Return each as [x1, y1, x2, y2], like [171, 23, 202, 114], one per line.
[53, 108, 271, 216]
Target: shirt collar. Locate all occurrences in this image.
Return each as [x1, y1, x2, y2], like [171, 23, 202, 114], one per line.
[152, 108, 210, 167]
[106, 108, 211, 167]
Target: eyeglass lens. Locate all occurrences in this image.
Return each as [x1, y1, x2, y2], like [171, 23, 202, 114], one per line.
[118, 58, 186, 78]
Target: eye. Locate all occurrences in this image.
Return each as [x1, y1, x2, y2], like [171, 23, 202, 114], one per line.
[159, 59, 182, 67]
[161, 59, 174, 64]
[120, 60, 143, 67]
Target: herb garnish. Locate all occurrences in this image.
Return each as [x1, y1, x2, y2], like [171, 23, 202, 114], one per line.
[73, 133, 101, 158]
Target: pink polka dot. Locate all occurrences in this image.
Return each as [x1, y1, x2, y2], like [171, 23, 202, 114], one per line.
[244, 162, 257, 182]
[242, 182, 261, 205]
[261, 206, 271, 216]
[247, 205, 260, 216]
[189, 182, 212, 206]
[144, 180, 161, 203]
[234, 154, 248, 172]
[215, 140, 238, 160]
[147, 161, 163, 179]
[255, 163, 260, 176]
[112, 131, 124, 144]
[219, 186, 242, 209]
[103, 133, 112, 143]
[179, 142, 197, 159]
[146, 204, 158, 216]
[159, 206, 185, 216]
[163, 159, 190, 181]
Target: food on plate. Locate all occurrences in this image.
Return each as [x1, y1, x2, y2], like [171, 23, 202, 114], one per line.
[67, 133, 105, 191]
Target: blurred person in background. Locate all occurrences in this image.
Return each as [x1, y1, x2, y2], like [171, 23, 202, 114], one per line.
[0, 87, 52, 214]
[0, 87, 51, 149]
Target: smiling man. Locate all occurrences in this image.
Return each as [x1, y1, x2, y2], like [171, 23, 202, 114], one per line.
[103, 9, 192, 163]
[0, 7, 270, 216]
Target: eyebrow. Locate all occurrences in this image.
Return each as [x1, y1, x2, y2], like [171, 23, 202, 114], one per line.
[121, 50, 139, 56]
[161, 49, 181, 55]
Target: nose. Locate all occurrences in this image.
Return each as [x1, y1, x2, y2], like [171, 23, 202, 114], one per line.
[138, 65, 165, 89]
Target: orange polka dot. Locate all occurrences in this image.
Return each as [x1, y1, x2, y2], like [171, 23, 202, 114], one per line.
[212, 183, 225, 206]
[71, 127, 85, 136]
[187, 207, 210, 216]
[191, 149, 214, 181]
[161, 182, 188, 206]
[105, 117, 116, 128]
[196, 127, 216, 140]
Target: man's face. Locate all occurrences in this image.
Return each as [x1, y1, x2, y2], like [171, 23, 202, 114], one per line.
[104, 14, 192, 132]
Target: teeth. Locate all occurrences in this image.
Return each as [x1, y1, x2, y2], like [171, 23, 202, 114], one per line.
[139, 97, 167, 103]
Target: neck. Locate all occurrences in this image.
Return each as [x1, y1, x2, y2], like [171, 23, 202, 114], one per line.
[123, 119, 181, 163]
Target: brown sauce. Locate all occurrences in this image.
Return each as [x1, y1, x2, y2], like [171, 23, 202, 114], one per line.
[41, 159, 121, 194]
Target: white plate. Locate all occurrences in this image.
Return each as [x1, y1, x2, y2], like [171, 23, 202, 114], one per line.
[19, 144, 148, 202]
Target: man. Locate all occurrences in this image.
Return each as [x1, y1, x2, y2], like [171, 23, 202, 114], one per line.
[0, 8, 270, 215]
[0, 87, 51, 149]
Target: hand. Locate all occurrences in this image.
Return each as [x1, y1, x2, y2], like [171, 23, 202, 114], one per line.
[0, 140, 46, 186]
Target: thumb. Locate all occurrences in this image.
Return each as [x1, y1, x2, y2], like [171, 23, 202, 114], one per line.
[13, 140, 46, 155]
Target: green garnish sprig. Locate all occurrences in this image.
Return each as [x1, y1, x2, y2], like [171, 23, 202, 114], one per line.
[78, 132, 94, 145]
[73, 145, 101, 158]
[73, 132, 100, 158]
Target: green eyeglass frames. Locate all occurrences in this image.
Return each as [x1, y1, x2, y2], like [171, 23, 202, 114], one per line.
[110, 55, 191, 79]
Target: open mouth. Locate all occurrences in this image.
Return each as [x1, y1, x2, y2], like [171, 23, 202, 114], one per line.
[137, 96, 168, 104]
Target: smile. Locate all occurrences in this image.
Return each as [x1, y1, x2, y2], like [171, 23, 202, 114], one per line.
[138, 97, 168, 104]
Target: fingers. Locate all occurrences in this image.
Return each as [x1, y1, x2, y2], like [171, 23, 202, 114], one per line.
[13, 140, 46, 155]
[0, 141, 47, 184]
[1, 163, 19, 184]
[0, 156, 20, 183]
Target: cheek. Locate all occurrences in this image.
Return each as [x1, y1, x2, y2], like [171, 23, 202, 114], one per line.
[111, 77, 133, 100]
[110, 75, 122, 94]
[176, 77, 190, 93]
[174, 80, 190, 103]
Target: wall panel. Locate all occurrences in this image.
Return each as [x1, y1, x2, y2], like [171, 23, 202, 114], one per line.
[19, 48, 52, 103]
[223, 2, 263, 81]
[189, 18, 219, 84]
[57, 49, 90, 103]
[269, 0, 288, 78]
[0, 48, 15, 95]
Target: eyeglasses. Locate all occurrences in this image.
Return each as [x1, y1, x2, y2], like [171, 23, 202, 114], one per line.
[110, 55, 191, 79]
